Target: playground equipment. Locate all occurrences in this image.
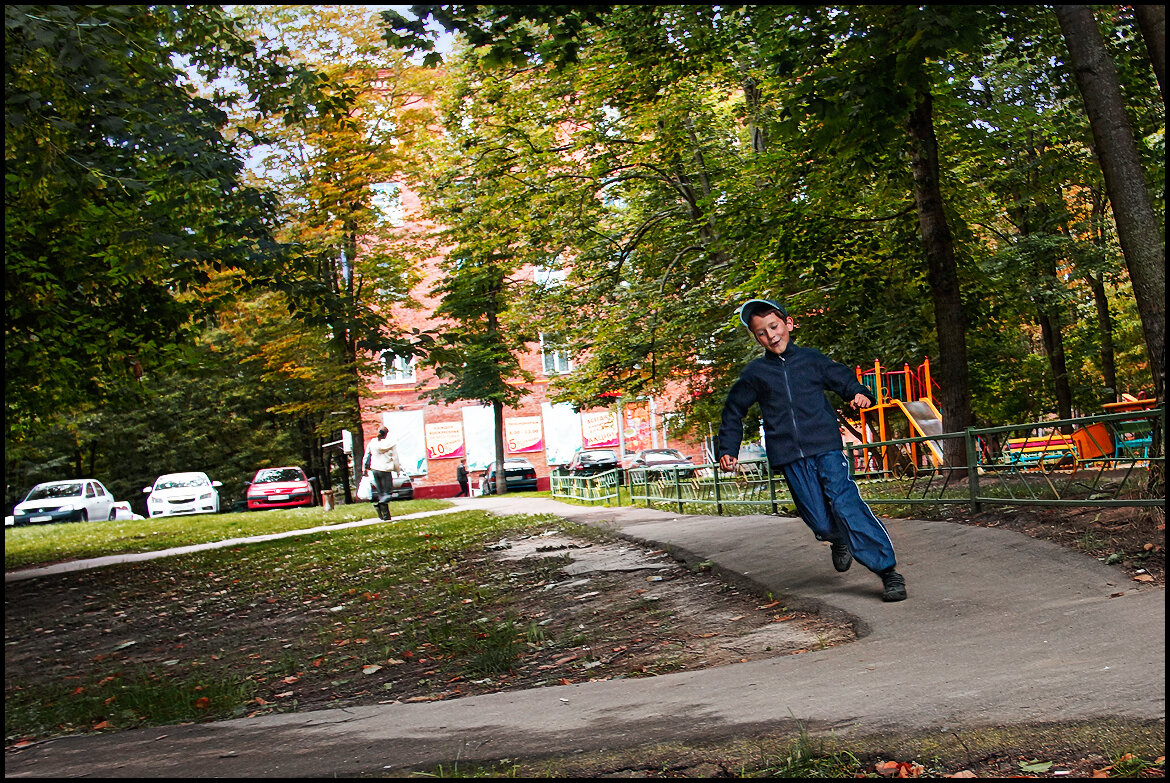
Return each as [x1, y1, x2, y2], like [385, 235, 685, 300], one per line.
[843, 358, 944, 476]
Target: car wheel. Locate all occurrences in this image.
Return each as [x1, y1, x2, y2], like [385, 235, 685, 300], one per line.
[79, 510, 88, 523]
[108, 509, 116, 521]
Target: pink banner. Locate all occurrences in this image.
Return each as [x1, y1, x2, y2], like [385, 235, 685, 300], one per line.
[581, 409, 619, 448]
[424, 420, 465, 459]
[506, 416, 544, 454]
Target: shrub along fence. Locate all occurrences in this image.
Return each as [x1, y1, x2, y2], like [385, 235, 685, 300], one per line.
[551, 408, 1165, 515]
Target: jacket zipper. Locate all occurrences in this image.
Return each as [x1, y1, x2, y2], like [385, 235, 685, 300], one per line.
[779, 355, 806, 459]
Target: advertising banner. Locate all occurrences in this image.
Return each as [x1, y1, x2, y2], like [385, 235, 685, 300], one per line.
[424, 420, 465, 460]
[381, 410, 426, 475]
[461, 405, 496, 471]
[505, 416, 543, 453]
[542, 402, 582, 466]
[622, 402, 654, 454]
[581, 409, 619, 448]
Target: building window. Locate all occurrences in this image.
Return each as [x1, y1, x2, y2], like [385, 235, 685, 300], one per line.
[533, 262, 567, 288]
[382, 353, 416, 384]
[540, 334, 572, 375]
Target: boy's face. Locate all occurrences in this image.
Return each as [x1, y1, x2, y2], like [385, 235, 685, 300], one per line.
[748, 310, 795, 355]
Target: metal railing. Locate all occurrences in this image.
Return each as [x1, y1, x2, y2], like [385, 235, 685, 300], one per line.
[551, 408, 1164, 515]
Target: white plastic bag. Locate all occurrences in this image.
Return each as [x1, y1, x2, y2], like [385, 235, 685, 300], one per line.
[356, 475, 373, 501]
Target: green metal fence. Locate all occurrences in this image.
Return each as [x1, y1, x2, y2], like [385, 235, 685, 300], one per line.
[551, 408, 1164, 515]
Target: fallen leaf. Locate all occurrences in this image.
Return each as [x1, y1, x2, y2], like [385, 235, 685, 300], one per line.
[193, 697, 210, 709]
[1134, 574, 1154, 582]
[280, 676, 298, 684]
[944, 772, 977, 778]
[362, 664, 382, 675]
[274, 691, 294, 698]
[758, 600, 781, 609]
[773, 614, 796, 622]
[92, 721, 109, 730]
[1019, 759, 1053, 773]
[875, 760, 901, 777]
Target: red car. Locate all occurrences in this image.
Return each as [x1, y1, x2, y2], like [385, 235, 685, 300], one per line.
[246, 467, 316, 510]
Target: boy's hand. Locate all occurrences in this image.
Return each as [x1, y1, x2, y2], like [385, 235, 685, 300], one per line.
[850, 393, 873, 409]
[719, 454, 738, 472]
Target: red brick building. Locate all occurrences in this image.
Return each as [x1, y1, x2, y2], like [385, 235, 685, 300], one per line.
[356, 183, 705, 497]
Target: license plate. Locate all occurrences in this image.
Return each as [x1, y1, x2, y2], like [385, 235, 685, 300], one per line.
[31, 515, 52, 523]
[269, 494, 289, 501]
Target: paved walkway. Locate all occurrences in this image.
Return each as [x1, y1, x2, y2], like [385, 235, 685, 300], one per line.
[4, 497, 1165, 777]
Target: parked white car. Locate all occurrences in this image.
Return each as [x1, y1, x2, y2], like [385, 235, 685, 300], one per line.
[11, 479, 116, 525]
[143, 472, 222, 518]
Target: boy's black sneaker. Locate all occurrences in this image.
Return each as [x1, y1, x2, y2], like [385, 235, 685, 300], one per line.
[830, 541, 853, 572]
[880, 568, 907, 602]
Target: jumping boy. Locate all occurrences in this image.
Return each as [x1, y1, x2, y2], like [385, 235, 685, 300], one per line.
[716, 298, 907, 602]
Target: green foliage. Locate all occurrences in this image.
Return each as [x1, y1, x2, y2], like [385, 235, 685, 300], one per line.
[380, 4, 1160, 439]
[4, 6, 292, 442]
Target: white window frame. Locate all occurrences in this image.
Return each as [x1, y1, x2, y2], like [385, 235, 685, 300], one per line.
[382, 353, 416, 385]
[540, 334, 572, 375]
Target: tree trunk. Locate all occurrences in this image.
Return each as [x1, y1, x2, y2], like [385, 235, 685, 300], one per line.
[1133, 4, 1166, 107]
[906, 90, 973, 467]
[1036, 308, 1073, 428]
[1088, 190, 1118, 403]
[1088, 272, 1118, 402]
[1055, 5, 1165, 409]
[492, 398, 507, 495]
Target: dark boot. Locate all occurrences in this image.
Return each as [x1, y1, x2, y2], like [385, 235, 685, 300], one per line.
[371, 502, 385, 520]
[376, 502, 391, 521]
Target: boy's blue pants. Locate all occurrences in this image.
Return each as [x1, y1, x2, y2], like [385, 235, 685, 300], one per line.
[779, 451, 897, 574]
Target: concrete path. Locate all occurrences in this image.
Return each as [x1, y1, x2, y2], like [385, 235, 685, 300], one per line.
[4, 497, 1164, 777]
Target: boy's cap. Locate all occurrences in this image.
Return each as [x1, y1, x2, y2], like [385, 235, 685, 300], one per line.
[738, 298, 788, 328]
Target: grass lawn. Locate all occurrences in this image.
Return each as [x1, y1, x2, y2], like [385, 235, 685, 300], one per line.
[4, 499, 451, 571]
[5, 505, 590, 742]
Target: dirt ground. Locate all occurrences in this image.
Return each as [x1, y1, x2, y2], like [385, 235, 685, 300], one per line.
[936, 504, 1164, 588]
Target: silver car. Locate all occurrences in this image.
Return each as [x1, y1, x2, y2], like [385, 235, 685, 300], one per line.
[12, 479, 116, 525]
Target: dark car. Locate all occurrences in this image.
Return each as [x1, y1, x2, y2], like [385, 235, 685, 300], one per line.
[480, 458, 539, 494]
[566, 449, 621, 477]
[246, 467, 316, 511]
[626, 448, 697, 479]
[387, 471, 414, 501]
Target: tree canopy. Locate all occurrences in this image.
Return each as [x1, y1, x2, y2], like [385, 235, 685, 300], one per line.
[4, 5, 299, 442]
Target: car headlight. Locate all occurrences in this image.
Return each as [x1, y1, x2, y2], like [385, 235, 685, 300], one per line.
[199, 492, 214, 500]
[149, 496, 164, 506]
[57, 503, 77, 512]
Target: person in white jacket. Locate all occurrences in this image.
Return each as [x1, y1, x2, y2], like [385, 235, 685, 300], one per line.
[363, 426, 398, 520]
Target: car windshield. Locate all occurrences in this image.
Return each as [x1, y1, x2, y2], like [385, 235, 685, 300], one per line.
[26, 483, 83, 501]
[156, 476, 208, 490]
[578, 451, 615, 463]
[643, 450, 687, 463]
[254, 468, 305, 483]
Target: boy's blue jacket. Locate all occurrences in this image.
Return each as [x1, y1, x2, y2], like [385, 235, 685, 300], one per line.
[717, 341, 873, 468]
